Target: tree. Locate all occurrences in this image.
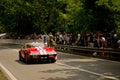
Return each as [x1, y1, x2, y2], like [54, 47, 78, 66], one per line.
[0, 0, 120, 37]
[80, 0, 120, 32]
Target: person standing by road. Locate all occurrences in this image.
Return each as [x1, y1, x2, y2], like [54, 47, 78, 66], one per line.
[50, 35, 56, 48]
[88, 32, 94, 48]
[42, 33, 47, 46]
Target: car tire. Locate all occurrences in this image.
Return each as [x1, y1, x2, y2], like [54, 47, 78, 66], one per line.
[19, 54, 23, 61]
[50, 60, 56, 63]
[25, 55, 30, 64]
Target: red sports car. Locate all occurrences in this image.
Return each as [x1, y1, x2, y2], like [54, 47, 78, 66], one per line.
[19, 42, 57, 63]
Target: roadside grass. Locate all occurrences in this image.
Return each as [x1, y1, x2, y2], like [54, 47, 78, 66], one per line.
[0, 70, 8, 80]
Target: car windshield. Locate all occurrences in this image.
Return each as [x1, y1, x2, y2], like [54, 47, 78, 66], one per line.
[27, 43, 45, 48]
[33, 43, 45, 47]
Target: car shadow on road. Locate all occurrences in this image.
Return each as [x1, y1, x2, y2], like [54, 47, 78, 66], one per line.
[15, 60, 54, 65]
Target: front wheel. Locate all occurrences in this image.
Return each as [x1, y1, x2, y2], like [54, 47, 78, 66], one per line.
[24, 55, 30, 64]
[19, 54, 23, 61]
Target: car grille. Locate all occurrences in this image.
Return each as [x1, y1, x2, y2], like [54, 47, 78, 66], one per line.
[30, 54, 56, 60]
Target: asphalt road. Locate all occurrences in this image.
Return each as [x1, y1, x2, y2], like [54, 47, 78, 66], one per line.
[0, 39, 120, 80]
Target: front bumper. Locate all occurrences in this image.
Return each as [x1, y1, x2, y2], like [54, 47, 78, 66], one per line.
[29, 54, 57, 61]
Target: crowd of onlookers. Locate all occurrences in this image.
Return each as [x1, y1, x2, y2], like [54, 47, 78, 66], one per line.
[24, 31, 120, 49]
[38, 31, 120, 49]
[1, 31, 120, 49]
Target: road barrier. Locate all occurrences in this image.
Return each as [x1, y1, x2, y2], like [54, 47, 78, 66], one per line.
[55, 45, 120, 60]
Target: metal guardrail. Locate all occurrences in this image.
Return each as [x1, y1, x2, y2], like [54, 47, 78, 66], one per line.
[70, 46, 120, 54]
[55, 45, 120, 59]
[55, 45, 120, 53]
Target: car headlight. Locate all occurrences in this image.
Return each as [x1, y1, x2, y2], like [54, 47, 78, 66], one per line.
[49, 52, 56, 54]
[49, 52, 57, 57]
[29, 53, 39, 56]
[49, 54, 54, 56]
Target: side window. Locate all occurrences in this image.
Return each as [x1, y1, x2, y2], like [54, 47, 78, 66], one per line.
[26, 44, 31, 48]
[22, 45, 26, 49]
[21, 44, 28, 49]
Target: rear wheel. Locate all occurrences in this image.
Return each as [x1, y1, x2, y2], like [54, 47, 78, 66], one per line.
[50, 59, 56, 63]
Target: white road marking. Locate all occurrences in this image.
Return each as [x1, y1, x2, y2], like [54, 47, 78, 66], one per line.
[56, 62, 119, 80]
[0, 63, 17, 80]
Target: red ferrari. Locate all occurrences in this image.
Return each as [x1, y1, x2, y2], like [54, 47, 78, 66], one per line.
[19, 42, 57, 63]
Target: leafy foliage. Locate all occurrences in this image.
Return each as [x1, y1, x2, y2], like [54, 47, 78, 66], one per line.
[0, 0, 120, 36]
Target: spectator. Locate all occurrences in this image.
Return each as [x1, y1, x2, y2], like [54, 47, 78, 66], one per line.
[50, 36, 56, 48]
[117, 37, 120, 48]
[42, 34, 47, 46]
[101, 34, 107, 49]
[88, 32, 94, 48]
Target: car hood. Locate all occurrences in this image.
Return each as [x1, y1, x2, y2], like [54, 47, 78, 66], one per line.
[28, 47, 56, 55]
